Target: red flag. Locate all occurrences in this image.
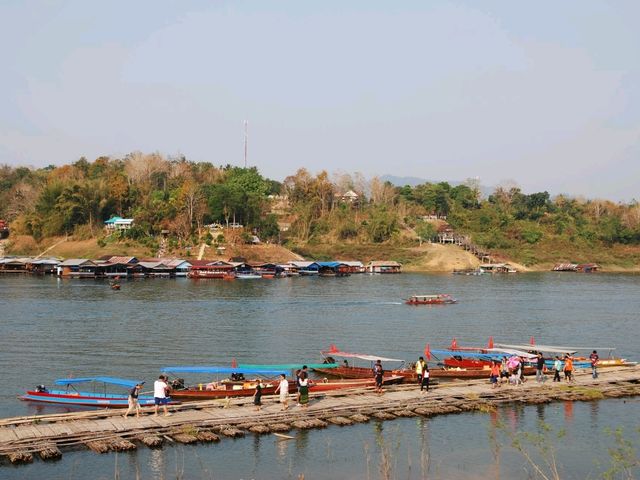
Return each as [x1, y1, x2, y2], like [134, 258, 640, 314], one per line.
[231, 358, 237, 368]
[424, 343, 431, 361]
[488, 336, 494, 349]
[329, 344, 338, 353]
[530, 336, 535, 346]
[451, 338, 458, 350]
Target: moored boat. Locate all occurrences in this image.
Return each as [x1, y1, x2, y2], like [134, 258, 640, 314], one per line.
[19, 377, 168, 408]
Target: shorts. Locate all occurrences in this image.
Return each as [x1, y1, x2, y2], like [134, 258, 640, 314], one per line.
[375, 375, 383, 387]
[128, 397, 139, 408]
[154, 397, 169, 405]
[490, 375, 498, 384]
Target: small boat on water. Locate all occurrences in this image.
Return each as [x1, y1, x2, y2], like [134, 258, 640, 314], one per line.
[405, 294, 457, 305]
[19, 377, 168, 408]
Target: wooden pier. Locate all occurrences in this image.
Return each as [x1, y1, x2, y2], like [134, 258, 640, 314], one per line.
[1, 366, 639, 465]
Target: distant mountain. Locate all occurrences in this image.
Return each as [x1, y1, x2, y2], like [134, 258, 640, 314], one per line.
[380, 175, 494, 197]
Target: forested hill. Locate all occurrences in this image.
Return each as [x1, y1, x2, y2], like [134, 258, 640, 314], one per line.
[1, 153, 639, 268]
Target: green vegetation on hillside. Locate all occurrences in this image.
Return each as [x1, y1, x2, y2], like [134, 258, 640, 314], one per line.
[1, 155, 639, 267]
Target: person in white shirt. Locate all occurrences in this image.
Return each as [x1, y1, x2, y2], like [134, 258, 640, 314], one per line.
[274, 373, 289, 411]
[153, 375, 171, 416]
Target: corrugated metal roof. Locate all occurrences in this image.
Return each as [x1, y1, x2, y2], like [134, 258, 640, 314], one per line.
[108, 256, 138, 264]
[58, 259, 95, 267]
[367, 261, 401, 267]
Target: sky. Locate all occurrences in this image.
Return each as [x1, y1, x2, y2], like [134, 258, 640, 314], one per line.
[1, 1, 639, 200]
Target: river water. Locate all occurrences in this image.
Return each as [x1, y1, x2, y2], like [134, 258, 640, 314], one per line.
[1, 273, 639, 479]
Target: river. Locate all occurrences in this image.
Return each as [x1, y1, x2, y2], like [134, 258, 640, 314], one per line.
[1, 273, 639, 478]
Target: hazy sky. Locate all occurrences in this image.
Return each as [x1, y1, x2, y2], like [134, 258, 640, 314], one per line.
[1, 1, 639, 200]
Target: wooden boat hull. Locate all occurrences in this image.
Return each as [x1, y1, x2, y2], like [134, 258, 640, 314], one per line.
[170, 375, 405, 400]
[19, 390, 163, 408]
[314, 364, 535, 380]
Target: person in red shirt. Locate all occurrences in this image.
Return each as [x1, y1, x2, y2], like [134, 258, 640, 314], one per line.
[564, 355, 574, 382]
[590, 350, 599, 379]
[490, 361, 500, 388]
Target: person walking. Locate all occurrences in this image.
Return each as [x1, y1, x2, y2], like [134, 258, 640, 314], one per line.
[490, 361, 500, 389]
[274, 373, 289, 410]
[373, 360, 384, 394]
[415, 356, 426, 391]
[123, 382, 144, 418]
[294, 369, 302, 406]
[153, 375, 171, 416]
[590, 350, 599, 379]
[500, 356, 510, 385]
[553, 356, 562, 382]
[253, 379, 263, 411]
[298, 376, 309, 408]
[564, 355, 574, 382]
[535, 352, 545, 383]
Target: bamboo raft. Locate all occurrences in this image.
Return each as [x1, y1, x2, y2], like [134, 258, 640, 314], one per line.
[1, 366, 639, 465]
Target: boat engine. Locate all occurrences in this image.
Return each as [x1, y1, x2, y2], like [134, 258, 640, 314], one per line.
[171, 378, 185, 390]
[35, 385, 47, 392]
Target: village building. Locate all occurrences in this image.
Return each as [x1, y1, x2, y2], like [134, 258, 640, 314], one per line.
[479, 263, 518, 274]
[104, 216, 134, 231]
[336, 260, 365, 273]
[366, 260, 402, 274]
[57, 259, 98, 278]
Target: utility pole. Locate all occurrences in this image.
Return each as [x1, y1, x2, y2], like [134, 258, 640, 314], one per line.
[243, 120, 248, 168]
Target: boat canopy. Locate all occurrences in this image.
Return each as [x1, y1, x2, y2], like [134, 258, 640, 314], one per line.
[484, 348, 538, 360]
[161, 366, 285, 376]
[495, 343, 584, 355]
[321, 347, 403, 363]
[239, 363, 338, 371]
[430, 348, 538, 361]
[54, 377, 143, 388]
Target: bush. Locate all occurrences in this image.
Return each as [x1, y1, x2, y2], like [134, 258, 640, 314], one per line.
[521, 228, 543, 244]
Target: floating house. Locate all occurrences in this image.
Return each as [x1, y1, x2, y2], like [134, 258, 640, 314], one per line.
[28, 258, 60, 275]
[129, 261, 174, 278]
[577, 263, 600, 273]
[366, 261, 402, 274]
[288, 261, 320, 275]
[161, 259, 192, 277]
[188, 260, 235, 279]
[479, 263, 517, 274]
[317, 261, 351, 277]
[251, 262, 278, 276]
[337, 260, 365, 274]
[0, 257, 32, 273]
[57, 259, 98, 278]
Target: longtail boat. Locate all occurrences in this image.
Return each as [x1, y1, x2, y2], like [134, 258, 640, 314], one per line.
[19, 376, 167, 408]
[315, 346, 406, 380]
[406, 294, 457, 305]
[162, 365, 401, 400]
[495, 343, 637, 368]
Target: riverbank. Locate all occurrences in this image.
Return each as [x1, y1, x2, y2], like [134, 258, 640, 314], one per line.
[4, 234, 640, 272]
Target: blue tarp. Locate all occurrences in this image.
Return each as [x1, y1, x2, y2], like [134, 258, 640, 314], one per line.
[161, 366, 285, 376]
[316, 261, 346, 268]
[429, 349, 504, 361]
[54, 376, 142, 388]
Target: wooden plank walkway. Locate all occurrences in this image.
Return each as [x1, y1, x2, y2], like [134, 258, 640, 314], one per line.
[1, 366, 639, 465]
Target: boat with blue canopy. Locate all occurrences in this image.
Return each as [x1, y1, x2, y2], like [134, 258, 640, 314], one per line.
[19, 376, 164, 408]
